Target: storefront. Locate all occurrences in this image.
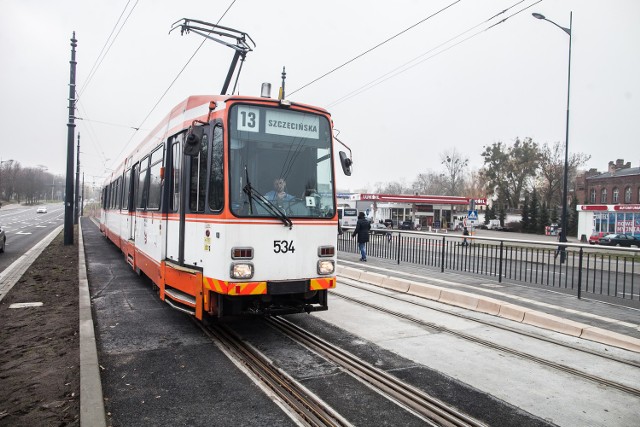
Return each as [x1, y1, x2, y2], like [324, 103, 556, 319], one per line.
[577, 204, 640, 239]
[355, 194, 486, 229]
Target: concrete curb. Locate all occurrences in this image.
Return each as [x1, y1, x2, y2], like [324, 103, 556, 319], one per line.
[337, 265, 640, 353]
[79, 220, 107, 426]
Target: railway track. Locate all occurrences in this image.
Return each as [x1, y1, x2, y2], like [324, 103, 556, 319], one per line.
[266, 316, 486, 427]
[196, 315, 485, 426]
[195, 319, 350, 427]
[335, 279, 640, 398]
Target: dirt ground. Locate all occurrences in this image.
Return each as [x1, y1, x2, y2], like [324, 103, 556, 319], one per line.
[0, 228, 80, 426]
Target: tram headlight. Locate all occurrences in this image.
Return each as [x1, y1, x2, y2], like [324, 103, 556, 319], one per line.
[317, 260, 335, 275]
[230, 263, 254, 279]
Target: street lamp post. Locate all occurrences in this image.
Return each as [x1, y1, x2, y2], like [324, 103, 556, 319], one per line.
[533, 11, 572, 263]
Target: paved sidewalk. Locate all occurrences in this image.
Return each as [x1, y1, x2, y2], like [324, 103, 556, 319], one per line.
[337, 250, 640, 352]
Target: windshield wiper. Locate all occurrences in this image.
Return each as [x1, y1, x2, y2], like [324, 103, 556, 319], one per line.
[242, 171, 292, 228]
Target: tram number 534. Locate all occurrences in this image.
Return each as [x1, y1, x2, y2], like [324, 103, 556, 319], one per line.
[273, 240, 295, 254]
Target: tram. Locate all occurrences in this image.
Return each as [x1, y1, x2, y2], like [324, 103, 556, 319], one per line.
[99, 20, 353, 318]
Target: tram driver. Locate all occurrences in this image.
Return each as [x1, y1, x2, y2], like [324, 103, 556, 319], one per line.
[265, 177, 294, 203]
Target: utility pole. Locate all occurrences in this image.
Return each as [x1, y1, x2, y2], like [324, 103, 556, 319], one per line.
[64, 32, 77, 245]
[74, 132, 80, 224]
[81, 172, 85, 216]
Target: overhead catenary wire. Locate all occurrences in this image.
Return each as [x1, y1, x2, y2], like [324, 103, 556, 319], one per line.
[288, 0, 463, 97]
[74, 99, 111, 168]
[73, 0, 138, 182]
[77, 0, 140, 100]
[74, 115, 142, 131]
[326, 0, 542, 108]
[109, 0, 238, 171]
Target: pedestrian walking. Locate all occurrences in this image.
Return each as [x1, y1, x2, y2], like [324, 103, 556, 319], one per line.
[462, 227, 469, 246]
[352, 212, 371, 261]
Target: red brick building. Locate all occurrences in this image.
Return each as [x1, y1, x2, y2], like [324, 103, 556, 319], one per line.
[574, 159, 640, 239]
[575, 159, 640, 205]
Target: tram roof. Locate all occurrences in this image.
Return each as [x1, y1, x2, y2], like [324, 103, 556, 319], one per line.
[105, 94, 331, 183]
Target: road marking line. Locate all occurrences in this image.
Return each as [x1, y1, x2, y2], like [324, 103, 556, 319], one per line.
[9, 302, 43, 308]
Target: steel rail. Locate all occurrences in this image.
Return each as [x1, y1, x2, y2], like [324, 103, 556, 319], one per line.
[332, 287, 640, 398]
[338, 278, 640, 369]
[267, 316, 485, 427]
[195, 319, 350, 427]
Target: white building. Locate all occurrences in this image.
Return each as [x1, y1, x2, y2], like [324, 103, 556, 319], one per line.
[576, 204, 640, 240]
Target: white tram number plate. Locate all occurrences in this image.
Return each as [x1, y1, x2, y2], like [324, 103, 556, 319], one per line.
[273, 240, 295, 253]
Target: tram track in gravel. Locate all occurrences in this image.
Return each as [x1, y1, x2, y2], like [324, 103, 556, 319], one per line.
[265, 316, 486, 427]
[335, 279, 640, 398]
[194, 315, 485, 427]
[193, 318, 350, 427]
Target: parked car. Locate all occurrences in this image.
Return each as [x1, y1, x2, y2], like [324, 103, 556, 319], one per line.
[486, 219, 502, 230]
[588, 232, 607, 245]
[598, 233, 640, 247]
[383, 219, 394, 228]
[0, 225, 6, 253]
[369, 223, 390, 235]
[399, 221, 414, 230]
[36, 206, 47, 213]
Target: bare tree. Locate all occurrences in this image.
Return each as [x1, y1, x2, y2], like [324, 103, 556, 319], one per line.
[412, 171, 446, 195]
[0, 160, 21, 202]
[538, 141, 590, 207]
[461, 168, 485, 200]
[374, 180, 411, 194]
[440, 149, 469, 196]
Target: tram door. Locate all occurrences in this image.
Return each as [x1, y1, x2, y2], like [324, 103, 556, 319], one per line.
[165, 134, 183, 262]
[165, 127, 211, 265]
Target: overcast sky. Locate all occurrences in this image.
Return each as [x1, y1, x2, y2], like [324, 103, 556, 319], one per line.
[1, 0, 639, 192]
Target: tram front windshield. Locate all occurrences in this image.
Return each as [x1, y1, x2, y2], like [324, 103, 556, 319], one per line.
[229, 104, 335, 219]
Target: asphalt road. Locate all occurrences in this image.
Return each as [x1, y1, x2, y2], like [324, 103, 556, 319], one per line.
[0, 203, 64, 271]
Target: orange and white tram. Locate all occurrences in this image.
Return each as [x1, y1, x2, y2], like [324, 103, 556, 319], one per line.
[100, 93, 352, 319]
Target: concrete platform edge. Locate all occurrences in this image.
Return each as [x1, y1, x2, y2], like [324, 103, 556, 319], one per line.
[79, 220, 107, 426]
[337, 266, 640, 353]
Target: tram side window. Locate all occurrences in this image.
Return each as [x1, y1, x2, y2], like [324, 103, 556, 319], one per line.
[189, 132, 208, 212]
[137, 157, 149, 209]
[104, 186, 110, 209]
[170, 134, 183, 212]
[208, 125, 223, 212]
[113, 181, 118, 209]
[132, 164, 139, 210]
[122, 169, 131, 211]
[115, 177, 122, 209]
[147, 146, 164, 210]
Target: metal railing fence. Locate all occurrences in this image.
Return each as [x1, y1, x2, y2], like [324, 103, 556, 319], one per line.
[338, 229, 640, 303]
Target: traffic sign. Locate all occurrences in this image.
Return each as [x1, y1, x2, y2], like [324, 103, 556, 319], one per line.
[468, 210, 478, 221]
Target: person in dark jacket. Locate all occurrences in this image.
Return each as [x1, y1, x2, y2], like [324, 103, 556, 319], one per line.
[352, 212, 371, 261]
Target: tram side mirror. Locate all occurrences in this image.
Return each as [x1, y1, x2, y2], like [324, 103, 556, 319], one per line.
[185, 126, 205, 157]
[339, 151, 352, 176]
